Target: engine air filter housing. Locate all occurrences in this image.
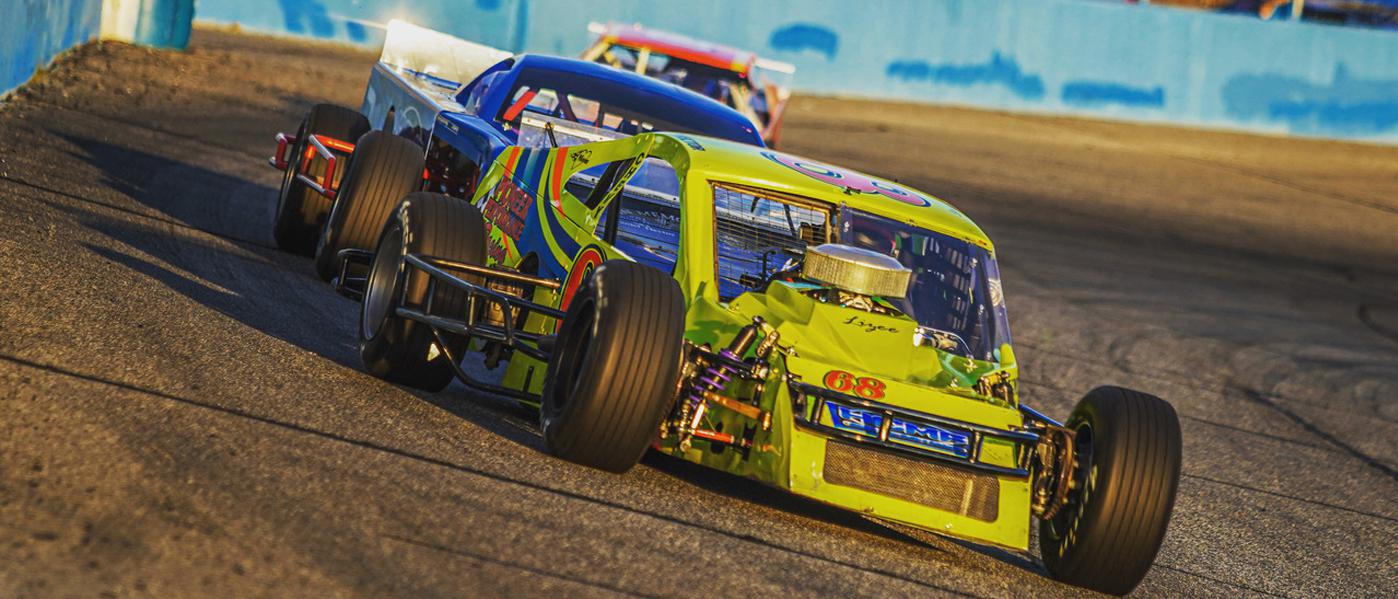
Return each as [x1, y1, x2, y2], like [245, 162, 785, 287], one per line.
[801, 243, 912, 299]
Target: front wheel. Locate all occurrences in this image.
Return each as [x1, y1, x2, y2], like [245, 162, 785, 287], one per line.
[359, 193, 485, 391]
[541, 261, 686, 473]
[1039, 386, 1182, 596]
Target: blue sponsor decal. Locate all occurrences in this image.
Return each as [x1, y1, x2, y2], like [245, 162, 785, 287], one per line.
[825, 403, 971, 458]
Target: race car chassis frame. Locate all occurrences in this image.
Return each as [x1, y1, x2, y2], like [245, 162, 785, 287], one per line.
[337, 248, 565, 402]
[335, 246, 1078, 514]
[269, 133, 357, 200]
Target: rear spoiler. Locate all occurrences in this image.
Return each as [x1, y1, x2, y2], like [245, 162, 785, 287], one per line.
[380, 20, 512, 86]
[754, 58, 796, 76]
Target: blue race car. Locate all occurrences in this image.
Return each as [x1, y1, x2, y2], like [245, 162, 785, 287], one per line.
[267, 20, 763, 281]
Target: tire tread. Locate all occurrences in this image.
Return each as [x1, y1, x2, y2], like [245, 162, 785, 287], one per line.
[1039, 385, 1182, 595]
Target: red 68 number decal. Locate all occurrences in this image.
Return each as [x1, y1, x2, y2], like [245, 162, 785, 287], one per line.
[822, 370, 886, 399]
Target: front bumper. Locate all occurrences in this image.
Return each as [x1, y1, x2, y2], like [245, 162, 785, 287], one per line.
[781, 379, 1035, 550]
[789, 379, 1038, 477]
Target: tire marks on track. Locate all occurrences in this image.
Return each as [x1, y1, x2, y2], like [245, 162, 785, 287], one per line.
[1358, 304, 1398, 347]
[1237, 387, 1398, 484]
[1018, 339, 1398, 484]
[381, 533, 657, 598]
[0, 352, 979, 598]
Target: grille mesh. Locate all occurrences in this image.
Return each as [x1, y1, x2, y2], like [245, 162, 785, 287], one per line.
[823, 440, 1000, 522]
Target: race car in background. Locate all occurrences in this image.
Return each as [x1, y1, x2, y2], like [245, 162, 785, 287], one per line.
[268, 20, 762, 281]
[581, 22, 795, 146]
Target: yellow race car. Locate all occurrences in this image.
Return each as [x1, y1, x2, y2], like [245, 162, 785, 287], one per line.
[341, 129, 1183, 596]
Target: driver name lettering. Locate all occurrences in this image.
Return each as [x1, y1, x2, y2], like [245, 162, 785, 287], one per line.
[842, 315, 897, 334]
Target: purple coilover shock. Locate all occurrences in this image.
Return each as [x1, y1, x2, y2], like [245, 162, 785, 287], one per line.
[686, 322, 762, 418]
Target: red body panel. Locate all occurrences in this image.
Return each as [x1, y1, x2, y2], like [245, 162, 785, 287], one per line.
[605, 25, 754, 77]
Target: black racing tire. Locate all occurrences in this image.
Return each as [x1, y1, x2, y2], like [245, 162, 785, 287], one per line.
[314, 131, 425, 282]
[540, 261, 686, 473]
[273, 104, 369, 255]
[359, 193, 485, 391]
[1039, 386, 1182, 596]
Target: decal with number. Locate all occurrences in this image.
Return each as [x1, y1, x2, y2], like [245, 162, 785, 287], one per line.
[822, 369, 886, 400]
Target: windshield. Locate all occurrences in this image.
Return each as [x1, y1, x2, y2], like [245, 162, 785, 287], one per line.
[498, 67, 761, 145]
[517, 113, 626, 147]
[841, 209, 1011, 362]
[703, 196, 1011, 361]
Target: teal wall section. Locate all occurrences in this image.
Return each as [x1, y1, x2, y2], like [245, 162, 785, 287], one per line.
[193, 0, 1398, 143]
[0, 0, 104, 98]
[135, 0, 195, 49]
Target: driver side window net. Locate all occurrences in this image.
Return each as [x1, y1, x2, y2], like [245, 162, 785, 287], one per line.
[712, 183, 830, 300]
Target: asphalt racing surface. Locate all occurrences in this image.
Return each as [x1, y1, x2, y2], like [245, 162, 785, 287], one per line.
[2, 29, 1395, 598]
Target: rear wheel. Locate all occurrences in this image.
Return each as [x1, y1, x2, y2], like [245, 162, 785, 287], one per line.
[541, 261, 686, 473]
[1039, 386, 1182, 596]
[314, 131, 424, 281]
[359, 193, 485, 391]
[273, 104, 369, 255]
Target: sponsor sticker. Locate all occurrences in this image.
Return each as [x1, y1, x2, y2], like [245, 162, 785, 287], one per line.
[822, 402, 972, 458]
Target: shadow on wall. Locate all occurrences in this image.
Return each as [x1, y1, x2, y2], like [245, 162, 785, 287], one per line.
[769, 23, 838, 60]
[1224, 64, 1398, 135]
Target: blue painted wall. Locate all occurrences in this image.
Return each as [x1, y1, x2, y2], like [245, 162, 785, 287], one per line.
[135, 0, 196, 49]
[0, 0, 104, 98]
[193, 0, 1398, 144]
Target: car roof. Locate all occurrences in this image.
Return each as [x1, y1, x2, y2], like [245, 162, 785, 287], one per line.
[505, 55, 764, 146]
[600, 24, 754, 76]
[653, 133, 992, 251]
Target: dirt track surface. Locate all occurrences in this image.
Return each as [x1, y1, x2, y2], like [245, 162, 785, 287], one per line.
[1, 29, 1395, 598]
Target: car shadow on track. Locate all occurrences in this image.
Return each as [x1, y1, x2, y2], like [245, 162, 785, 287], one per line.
[640, 450, 1050, 577]
[49, 129, 558, 460]
[42, 131, 367, 369]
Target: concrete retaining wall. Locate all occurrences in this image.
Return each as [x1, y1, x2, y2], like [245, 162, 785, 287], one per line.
[1, 0, 104, 98]
[194, 0, 1398, 143]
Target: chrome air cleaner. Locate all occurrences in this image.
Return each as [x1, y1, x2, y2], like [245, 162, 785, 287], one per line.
[801, 243, 912, 299]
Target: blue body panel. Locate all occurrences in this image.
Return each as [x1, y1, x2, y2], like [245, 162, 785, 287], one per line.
[461, 55, 765, 149]
[362, 54, 763, 188]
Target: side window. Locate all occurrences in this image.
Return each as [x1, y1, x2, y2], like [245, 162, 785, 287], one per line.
[712, 183, 830, 299]
[587, 157, 682, 275]
[462, 71, 501, 115]
[598, 45, 638, 71]
[502, 83, 665, 136]
[501, 85, 548, 125]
